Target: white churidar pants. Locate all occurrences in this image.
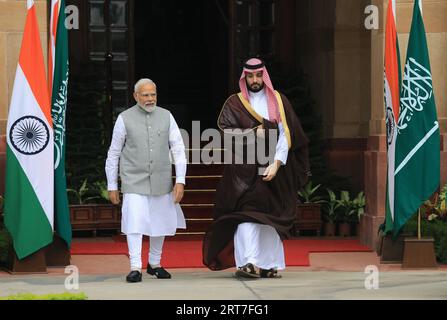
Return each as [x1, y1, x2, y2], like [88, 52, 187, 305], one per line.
[122, 193, 185, 271]
[127, 234, 165, 271]
[234, 222, 285, 270]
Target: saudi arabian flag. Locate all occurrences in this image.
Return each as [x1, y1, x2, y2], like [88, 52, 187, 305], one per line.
[4, 0, 54, 259]
[393, 0, 440, 236]
[50, 0, 72, 247]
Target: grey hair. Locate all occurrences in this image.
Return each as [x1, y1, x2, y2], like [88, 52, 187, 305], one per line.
[134, 78, 156, 92]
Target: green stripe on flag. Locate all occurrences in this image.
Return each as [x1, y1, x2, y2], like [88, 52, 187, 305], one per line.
[4, 145, 53, 259]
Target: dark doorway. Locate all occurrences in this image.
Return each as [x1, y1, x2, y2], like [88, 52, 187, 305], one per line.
[134, 0, 229, 131]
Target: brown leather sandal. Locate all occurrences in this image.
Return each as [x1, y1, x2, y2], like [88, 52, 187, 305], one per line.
[260, 268, 282, 278]
[235, 263, 260, 278]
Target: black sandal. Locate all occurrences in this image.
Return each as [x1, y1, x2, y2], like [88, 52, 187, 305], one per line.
[235, 263, 260, 278]
[260, 268, 282, 278]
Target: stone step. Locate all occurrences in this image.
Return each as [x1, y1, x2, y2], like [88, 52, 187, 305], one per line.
[181, 204, 214, 219]
[183, 176, 221, 189]
[182, 189, 216, 204]
[169, 233, 204, 241]
[185, 164, 224, 176]
[184, 218, 213, 233]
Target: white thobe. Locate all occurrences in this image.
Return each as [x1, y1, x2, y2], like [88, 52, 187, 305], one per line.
[233, 89, 288, 270]
[105, 109, 187, 237]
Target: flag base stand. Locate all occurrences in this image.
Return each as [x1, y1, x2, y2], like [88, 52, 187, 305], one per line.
[4, 249, 47, 274]
[379, 233, 407, 264]
[45, 235, 71, 267]
[402, 237, 437, 269]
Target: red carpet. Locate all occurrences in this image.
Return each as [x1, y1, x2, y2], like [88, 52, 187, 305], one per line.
[71, 239, 372, 268]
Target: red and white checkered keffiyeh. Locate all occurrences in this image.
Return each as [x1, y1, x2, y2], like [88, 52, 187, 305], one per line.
[239, 58, 280, 123]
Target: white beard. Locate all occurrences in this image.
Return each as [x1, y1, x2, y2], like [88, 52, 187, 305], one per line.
[139, 103, 156, 113]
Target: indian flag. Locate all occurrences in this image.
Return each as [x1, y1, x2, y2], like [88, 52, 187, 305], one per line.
[4, 0, 54, 259]
[383, 0, 401, 234]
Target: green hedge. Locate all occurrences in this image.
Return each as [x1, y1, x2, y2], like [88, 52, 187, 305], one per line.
[0, 292, 88, 300]
[403, 216, 447, 264]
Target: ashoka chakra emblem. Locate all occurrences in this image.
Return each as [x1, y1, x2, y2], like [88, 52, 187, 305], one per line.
[386, 107, 395, 146]
[9, 116, 50, 155]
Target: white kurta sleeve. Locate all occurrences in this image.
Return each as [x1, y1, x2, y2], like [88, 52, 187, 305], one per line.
[274, 122, 289, 166]
[169, 113, 187, 185]
[105, 115, 126, 190]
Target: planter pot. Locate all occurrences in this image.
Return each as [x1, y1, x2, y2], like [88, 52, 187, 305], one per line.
[70, 204, 97, 234]
[70, 204, 121, 236]
[294, 203, 322, 236]
[0, 231, 46, 273]
[352, 223, 360, 236]
[95, 204, 121, 230]
[338, 222, 351, 237]
[5, 247, 47, 274]
[324, 222, 336, 237]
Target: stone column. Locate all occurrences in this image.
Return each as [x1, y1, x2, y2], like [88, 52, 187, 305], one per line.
[360, 0, 386, 249]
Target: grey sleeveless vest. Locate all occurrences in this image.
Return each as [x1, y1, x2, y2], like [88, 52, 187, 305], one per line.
[119, 105, 172, 196]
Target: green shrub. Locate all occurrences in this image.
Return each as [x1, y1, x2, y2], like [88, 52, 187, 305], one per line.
[403, 216, 447, 264]
[0, 227, 12, 266]
[0, 292, 88, 300]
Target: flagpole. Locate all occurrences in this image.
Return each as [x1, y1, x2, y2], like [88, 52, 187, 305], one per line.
[418, 208, 421, 239]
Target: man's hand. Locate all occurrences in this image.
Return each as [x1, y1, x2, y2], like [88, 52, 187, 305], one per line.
[108, 190, 120, 205]
[262, 160, 281, 182]
[173, 183, 185, 203]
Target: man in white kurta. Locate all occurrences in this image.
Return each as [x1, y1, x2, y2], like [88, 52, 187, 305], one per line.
[105, 78, 186, 282]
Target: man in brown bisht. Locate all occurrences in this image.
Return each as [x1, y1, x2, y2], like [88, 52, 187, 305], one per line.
[202, 58, 310, 278]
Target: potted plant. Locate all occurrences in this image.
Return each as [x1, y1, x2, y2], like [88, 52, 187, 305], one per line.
[67, 179, 121, 235]
[67, 179, 101, 234]
[423, 184, 447, 221]
[348, 191, 366, 236]
[92, 180, 121, 232]
[0, 194, 3, 225]
[67, 179, 101, 205]
[0, 195, 12, 267]
[322, 189, 340, 236]
[336, 191, 355, 237]
[295, 181, 324, 236]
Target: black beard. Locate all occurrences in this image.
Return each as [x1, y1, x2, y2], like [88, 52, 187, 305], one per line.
[246, 82, 264, 93]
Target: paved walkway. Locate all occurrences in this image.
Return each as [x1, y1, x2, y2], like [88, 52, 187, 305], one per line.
[1, 251, 447, 300]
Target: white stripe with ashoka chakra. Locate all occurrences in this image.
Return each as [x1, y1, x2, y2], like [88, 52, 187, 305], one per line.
[6, 65, 54, 229]
[384, 77, 397, 221]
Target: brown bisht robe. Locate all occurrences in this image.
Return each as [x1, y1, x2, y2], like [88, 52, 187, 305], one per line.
[202, 91, 310, 270]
